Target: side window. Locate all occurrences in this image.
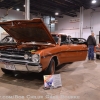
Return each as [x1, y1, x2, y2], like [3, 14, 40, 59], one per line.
[70, 38, 79, 44]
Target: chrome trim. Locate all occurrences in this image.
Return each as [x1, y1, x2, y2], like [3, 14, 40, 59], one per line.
[22, 42, 55, 46]
[2, 63, 42, 72]
[1, 54, 24, 58]
[27, 65, 42, 72]
[0, 58, 35, 64]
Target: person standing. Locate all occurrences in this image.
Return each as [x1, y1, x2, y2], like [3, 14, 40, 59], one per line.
[87, 33, 96, 60]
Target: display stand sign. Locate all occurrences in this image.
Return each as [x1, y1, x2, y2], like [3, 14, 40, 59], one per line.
[43, 74, 62, 89]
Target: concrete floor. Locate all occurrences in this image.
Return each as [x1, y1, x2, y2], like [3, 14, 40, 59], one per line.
[0, 59, 100, 100]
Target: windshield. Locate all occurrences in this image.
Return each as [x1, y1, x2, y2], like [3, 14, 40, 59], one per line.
[52, 34, 67, 43]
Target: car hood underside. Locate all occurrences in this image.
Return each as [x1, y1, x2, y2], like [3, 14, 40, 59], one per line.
[0, 18, 56, 44]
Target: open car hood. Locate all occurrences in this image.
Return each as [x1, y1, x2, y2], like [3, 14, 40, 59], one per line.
[0, 18, 56, 44]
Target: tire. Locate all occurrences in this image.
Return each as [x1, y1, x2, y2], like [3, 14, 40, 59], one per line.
[1, 68, 13, 74]
[96, 54, 100, 59]
[44, 59, 55, 75]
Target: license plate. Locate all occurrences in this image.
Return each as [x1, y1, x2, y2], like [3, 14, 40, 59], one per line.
[4, 63, 15, 70]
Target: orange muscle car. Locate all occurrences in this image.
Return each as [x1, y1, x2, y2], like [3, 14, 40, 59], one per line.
[0, 18, 87, 75]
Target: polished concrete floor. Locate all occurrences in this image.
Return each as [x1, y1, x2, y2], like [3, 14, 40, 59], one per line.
[0, 58, 100, 100]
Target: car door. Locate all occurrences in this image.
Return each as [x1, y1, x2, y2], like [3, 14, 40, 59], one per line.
[60, 44, 87, 63]
[59, 44, 72, 63]
[67, 44, 87, 62]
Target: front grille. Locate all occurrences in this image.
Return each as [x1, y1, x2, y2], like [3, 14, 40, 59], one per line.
[0, 49, 31, 61]
[0, 48, 39, 66]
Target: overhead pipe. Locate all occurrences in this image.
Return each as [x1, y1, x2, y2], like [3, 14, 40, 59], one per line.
[25, 0, 30, 20]
[79, 6, 83, 38]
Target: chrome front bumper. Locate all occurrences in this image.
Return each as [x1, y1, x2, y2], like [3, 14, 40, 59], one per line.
[0, 50, 43, 73]
[0, 58, 42, 72]
[2, 63, 42, 72]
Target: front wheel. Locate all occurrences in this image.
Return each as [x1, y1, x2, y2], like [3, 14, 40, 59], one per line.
[44, 59, 55, 75]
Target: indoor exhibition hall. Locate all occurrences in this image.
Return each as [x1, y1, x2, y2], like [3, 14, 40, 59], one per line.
[0, 0, 100, 100]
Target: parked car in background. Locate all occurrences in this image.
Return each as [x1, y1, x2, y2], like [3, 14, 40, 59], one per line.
[0, 35, 16, 45]
[70, 38, 87, 45]
[0, 35, 16, 50]
[0, 18, 87, 75]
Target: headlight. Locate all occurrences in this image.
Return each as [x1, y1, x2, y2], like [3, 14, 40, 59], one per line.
[24, 54, 29, 60]
[31, 54, 39, 63]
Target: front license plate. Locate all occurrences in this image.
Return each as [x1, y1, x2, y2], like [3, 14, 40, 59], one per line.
[4, 64, 15, 70]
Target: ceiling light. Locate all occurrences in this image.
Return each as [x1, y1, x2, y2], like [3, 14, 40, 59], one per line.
[92, 0, 96, 4]
[24, 5, 25, 7]
[55, 12, 59, 15]
[16, 8, 20, 11]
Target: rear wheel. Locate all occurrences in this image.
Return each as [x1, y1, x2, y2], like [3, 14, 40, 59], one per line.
[44, 59, 55, 75]
[96, 54, 100, 59]
[1, 68, 13, 74]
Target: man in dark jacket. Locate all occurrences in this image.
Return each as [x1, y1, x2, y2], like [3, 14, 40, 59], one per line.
[87, 33, 96, 60]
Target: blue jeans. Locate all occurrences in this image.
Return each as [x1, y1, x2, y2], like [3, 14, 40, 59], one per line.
[88, 45, 94, 60]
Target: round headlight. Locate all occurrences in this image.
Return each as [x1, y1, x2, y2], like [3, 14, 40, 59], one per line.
[32, 54, 39, 63]
[24, 54, 29, 60]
